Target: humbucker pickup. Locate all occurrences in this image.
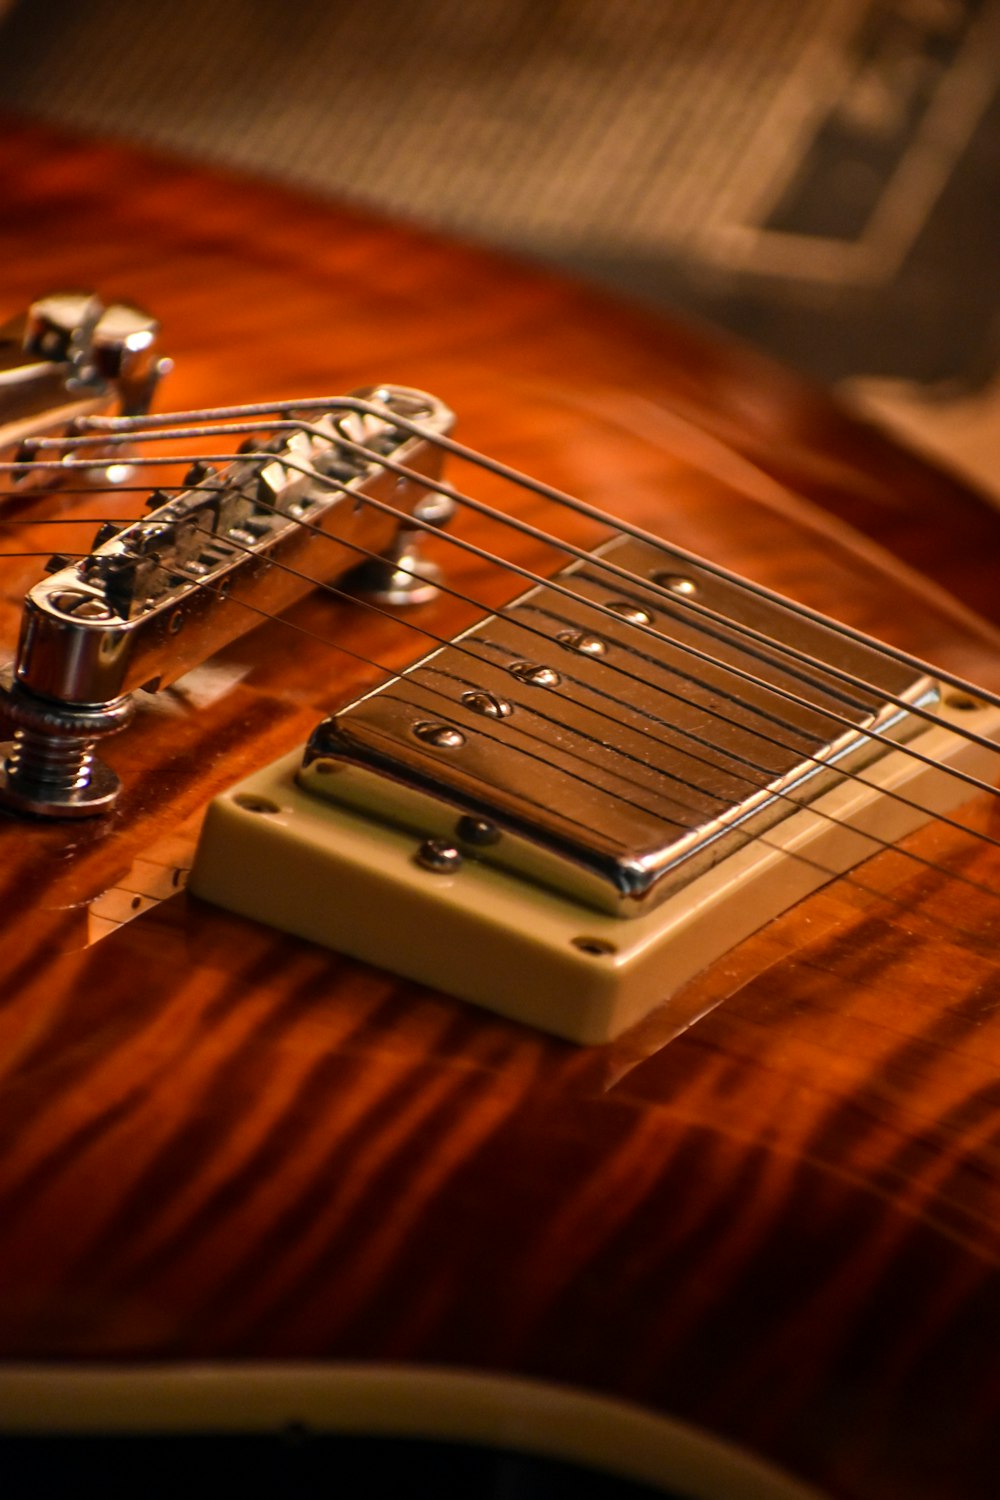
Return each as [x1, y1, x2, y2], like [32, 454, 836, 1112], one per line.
[297, 535, 936, 918]
[191, 533, 1000, 1044]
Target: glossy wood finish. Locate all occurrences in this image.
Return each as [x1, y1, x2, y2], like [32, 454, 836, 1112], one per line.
[1, 120, 1000, 1499]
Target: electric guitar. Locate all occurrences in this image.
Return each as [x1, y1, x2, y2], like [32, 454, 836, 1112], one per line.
[1, 119, 1000, 1500]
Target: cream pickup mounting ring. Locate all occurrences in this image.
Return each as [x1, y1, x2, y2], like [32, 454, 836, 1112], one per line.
[190, 508, 1000, 1042]
[190, 693, 1000, 1044]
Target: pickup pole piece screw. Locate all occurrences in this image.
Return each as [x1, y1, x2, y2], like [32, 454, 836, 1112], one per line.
[510, 662, 561, 687]
[413, 721, 466, 749]
[607, 600, 653, 626]
[461, 690, 512, 719]
[556, 629, 607, 656]
[652, 573, 698, 596]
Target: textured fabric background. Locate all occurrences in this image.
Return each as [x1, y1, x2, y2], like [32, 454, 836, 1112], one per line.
[0, 0, 998, 389]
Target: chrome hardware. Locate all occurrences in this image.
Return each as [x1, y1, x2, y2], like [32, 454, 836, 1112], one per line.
[89, 301, 163, 413]
[0, 675, 133, 818]
[22, 292, 103, 368]
[1, 292, 169, 489]
[347, 412, 456, 606]
[299, 534, 936, 917]
[509, 663, 561, 687]
[653, 573, 698, 595]
[413, 722, 466, 749]
[0, 386, 454, 817]
[555, 629, 607, 656]
[351, 527, 443, 606]
[455, 815, 500, 846]
[606, 600, 653, 626]
[461, 690, 513, 719]
[415, 838, 463, 873]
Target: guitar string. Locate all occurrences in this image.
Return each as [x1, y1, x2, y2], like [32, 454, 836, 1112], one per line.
[27, 412, 1000, 780]
[3, 492, 1000, 931]
[72, 399, 1000, 745]
[41, 472, 1000, 918]
[14, 413, 919, 736]
[5, 436, 1000, 859]
[16, 485, 1000, 886]
[318, 418, 1000, 761]
[0, 448, 972, 822]
[151, 541, 844, 862]
[9, 482, 997, 880]
[179, 564, 1000, 940]
[5, 430, 1000, 845]
[5, 405, 995, 936]
[207, 475, 1000, 867]
[12, 432, 1000, 825]
[1, 405, 996, 948]
[5, 423, 1000, 846]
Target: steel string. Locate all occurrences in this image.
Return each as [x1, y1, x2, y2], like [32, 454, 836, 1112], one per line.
[3, 410, 1000, 907]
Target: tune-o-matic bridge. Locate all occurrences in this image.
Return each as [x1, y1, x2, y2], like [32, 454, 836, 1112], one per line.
[0, 386, 454, 816]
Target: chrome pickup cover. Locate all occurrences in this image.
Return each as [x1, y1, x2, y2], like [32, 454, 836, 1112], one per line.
[301, 535, 935, 917]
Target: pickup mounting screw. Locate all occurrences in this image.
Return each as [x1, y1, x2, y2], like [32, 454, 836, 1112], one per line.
[456, 815, 499, 846]
[415, 838, 463, 873]
[572, 936, 617, 956]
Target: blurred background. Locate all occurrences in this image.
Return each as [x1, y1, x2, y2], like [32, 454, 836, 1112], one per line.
[1, 0, 997, 491]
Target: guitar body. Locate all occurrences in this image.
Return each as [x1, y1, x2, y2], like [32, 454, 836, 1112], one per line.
[1, 121, 1000, 1499]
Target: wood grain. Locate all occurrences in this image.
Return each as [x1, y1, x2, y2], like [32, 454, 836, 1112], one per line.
[1, 119, 1000, 1500]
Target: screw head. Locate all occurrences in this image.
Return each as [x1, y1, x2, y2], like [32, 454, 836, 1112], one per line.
[556, 629, 606, 656]
[572, 936, 617, 956]
[652, 573, 698, 596]
[461, 690, 513, 719]
[413, 721, 466, 748]
[509, 662, 561, 687]
[310, 757, 343, 776]
[415, 838, 463, 873]
[412, 492, 455, 526]
[456, 815, 500, 846]
[606, 600, 654, 626]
